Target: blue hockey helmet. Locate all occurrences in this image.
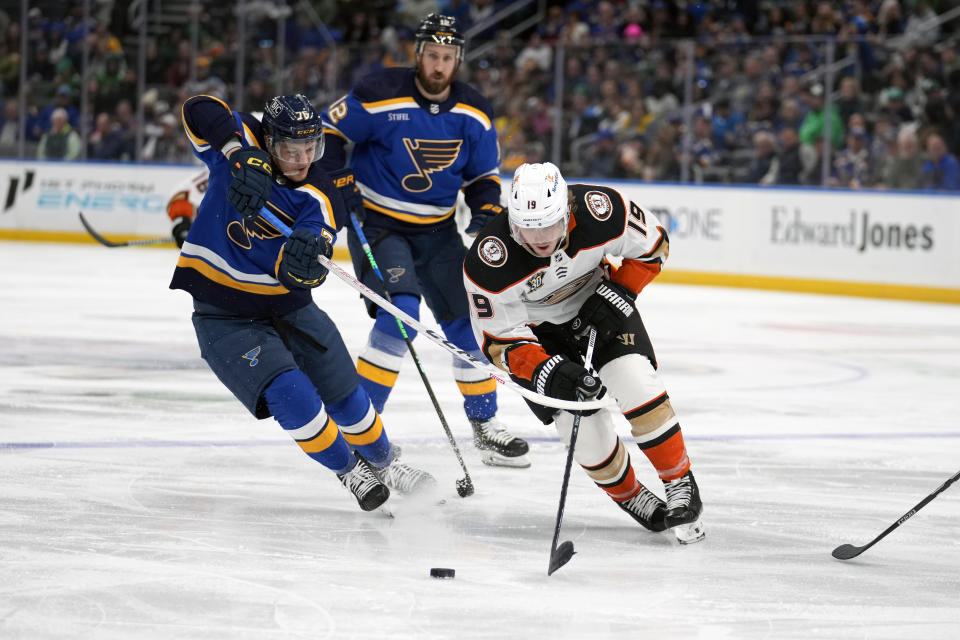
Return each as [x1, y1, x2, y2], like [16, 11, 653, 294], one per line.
[414, 13, 465, 63]
[261, 94, 324, 165]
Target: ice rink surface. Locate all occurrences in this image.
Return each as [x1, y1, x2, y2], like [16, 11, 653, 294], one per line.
[1, 241, 958, 639]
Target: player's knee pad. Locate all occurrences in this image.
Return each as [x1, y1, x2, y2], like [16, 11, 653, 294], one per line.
[600, 354, 677, 437]
[554, 410, 619, 467]
[373, 293, 419, 341]
[263, 369, 323, 430]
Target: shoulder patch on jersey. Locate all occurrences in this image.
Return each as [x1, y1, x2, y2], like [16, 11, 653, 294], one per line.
[479, 236, 508, 267]
[584, 190, 613, 221]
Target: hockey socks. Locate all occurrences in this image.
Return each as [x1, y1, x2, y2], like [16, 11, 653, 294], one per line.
[582, 440, 666, 531]
[441, 317, 497, 421]
[633, 421, 691, 482]
[355, 294, 419, 413]
[326, 386, 392, 467]
[264, 369, 355, 474]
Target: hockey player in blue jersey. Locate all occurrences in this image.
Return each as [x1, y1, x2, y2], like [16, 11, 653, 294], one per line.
[170, 92, 435, 512]
[319, 13, 530, 468]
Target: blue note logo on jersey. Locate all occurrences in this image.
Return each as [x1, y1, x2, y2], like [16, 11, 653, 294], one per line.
[242, 346, 262, 367]
[401, 138, 463, 192]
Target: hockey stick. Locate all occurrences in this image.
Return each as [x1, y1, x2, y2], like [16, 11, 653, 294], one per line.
[832, 468, 960, 560]
[349, 212, 474, 498]
[548, 327, 597, 576]
[78, 212, 174, 247]
[257, 208, 607, 411]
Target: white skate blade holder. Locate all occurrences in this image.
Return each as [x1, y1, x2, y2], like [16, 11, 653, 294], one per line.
[672, 518, 705, 544]
[479, 451, 531, 468]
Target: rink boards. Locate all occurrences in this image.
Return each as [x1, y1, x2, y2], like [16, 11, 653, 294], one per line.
[1, 159, 958, 303]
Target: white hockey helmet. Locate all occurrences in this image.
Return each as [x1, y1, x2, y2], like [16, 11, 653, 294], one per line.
[507, 162, 569, 257]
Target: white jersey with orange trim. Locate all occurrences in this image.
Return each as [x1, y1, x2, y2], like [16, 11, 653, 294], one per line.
[166, 169, 209, 223]
[462, 183, 669, 378]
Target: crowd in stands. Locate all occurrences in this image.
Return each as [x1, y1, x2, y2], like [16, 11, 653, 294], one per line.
[1, 0, 959, 191]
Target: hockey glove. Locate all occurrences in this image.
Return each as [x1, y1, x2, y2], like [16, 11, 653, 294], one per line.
[171, 216, 191, 248]
[464, 204, 502, 236]
[280, 228, 333, 289]
[465, 213, 493, 236]
[533, 354, 605, 415]
[329, 168, 364, 215]
[227, 147, 274, 221]
[574, 280, 637, 345]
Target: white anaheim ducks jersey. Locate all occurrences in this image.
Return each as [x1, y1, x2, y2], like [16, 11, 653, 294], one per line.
[462, 184, 669, 376]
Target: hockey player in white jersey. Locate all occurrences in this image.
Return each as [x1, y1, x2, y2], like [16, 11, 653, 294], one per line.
[166, 169, 209, 248]
[462, 162, 704, 543]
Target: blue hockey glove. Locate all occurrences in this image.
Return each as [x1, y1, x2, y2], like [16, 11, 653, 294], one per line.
[464, 204, 502, 236]
[329, 168, 364, 215]
[280, 228, 333, 289]
[533, 354, 605, 415]
[227, 147, 274, 221]
[574, 280, 637, 345]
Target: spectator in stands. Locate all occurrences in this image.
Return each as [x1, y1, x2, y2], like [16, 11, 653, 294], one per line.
[0, 100, 20, 156]
[799, 83, 843, 150]
[902, 0, 940, 48]
[690, 114, 721, 181]
[559, 9, 591, 47]
[613, 134, 647, 180]
[582, 128, 618, 177]
[835, 77, 869, 126]
[801, 137, 829, 186]
[879, 87, 914, 127]
[744, 129, 778, 185]
[833, 127, 872, 189]
[920, 133, 960, 191]
[31, 84, 79, 140]
[711, 98, 746, 151]
[776, 97, 805, 133]
[37, 107, 80, 161]
[776, 126, 803, 185]
[870, 114, 899, 186]
[644, 119, 681, 182]
[881, 125, 925, 190]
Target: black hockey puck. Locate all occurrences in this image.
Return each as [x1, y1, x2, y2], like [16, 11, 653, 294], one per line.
[429, 567, 455, 579]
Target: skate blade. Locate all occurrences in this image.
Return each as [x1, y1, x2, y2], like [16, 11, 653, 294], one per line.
[479, 451, 531, 468]
[672, 518, 705, 544]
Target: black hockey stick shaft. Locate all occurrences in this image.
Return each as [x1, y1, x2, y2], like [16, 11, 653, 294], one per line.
[548, 327, 597, 576]
[832, 468, 960, 560]
[348, 212, 474, 497]
[78, 212, 173, 247]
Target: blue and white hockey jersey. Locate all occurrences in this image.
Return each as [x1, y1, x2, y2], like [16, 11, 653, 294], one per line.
[170, 95, 344, 317]
[320, 67, 501, 231]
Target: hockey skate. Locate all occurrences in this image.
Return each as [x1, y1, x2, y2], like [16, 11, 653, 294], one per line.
[374, 452, 437, 497]
[617, 485, 668, 532]
[469, 417, 531, 468]
[663, 470, 705, 544]
[338, 454, 390, 512]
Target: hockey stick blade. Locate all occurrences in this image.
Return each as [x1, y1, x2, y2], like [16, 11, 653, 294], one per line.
[78, 212, 173, 248]
[832, 468, 960, 561]
[831, 543, 868, 560]
[547, 541, 576, 575]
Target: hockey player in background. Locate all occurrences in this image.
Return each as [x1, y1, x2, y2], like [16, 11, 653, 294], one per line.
[319, 13, 531, 468]
[462, 162, 705, 543]
[166, 169, 208, 248]
[169, 92, 434, 512]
